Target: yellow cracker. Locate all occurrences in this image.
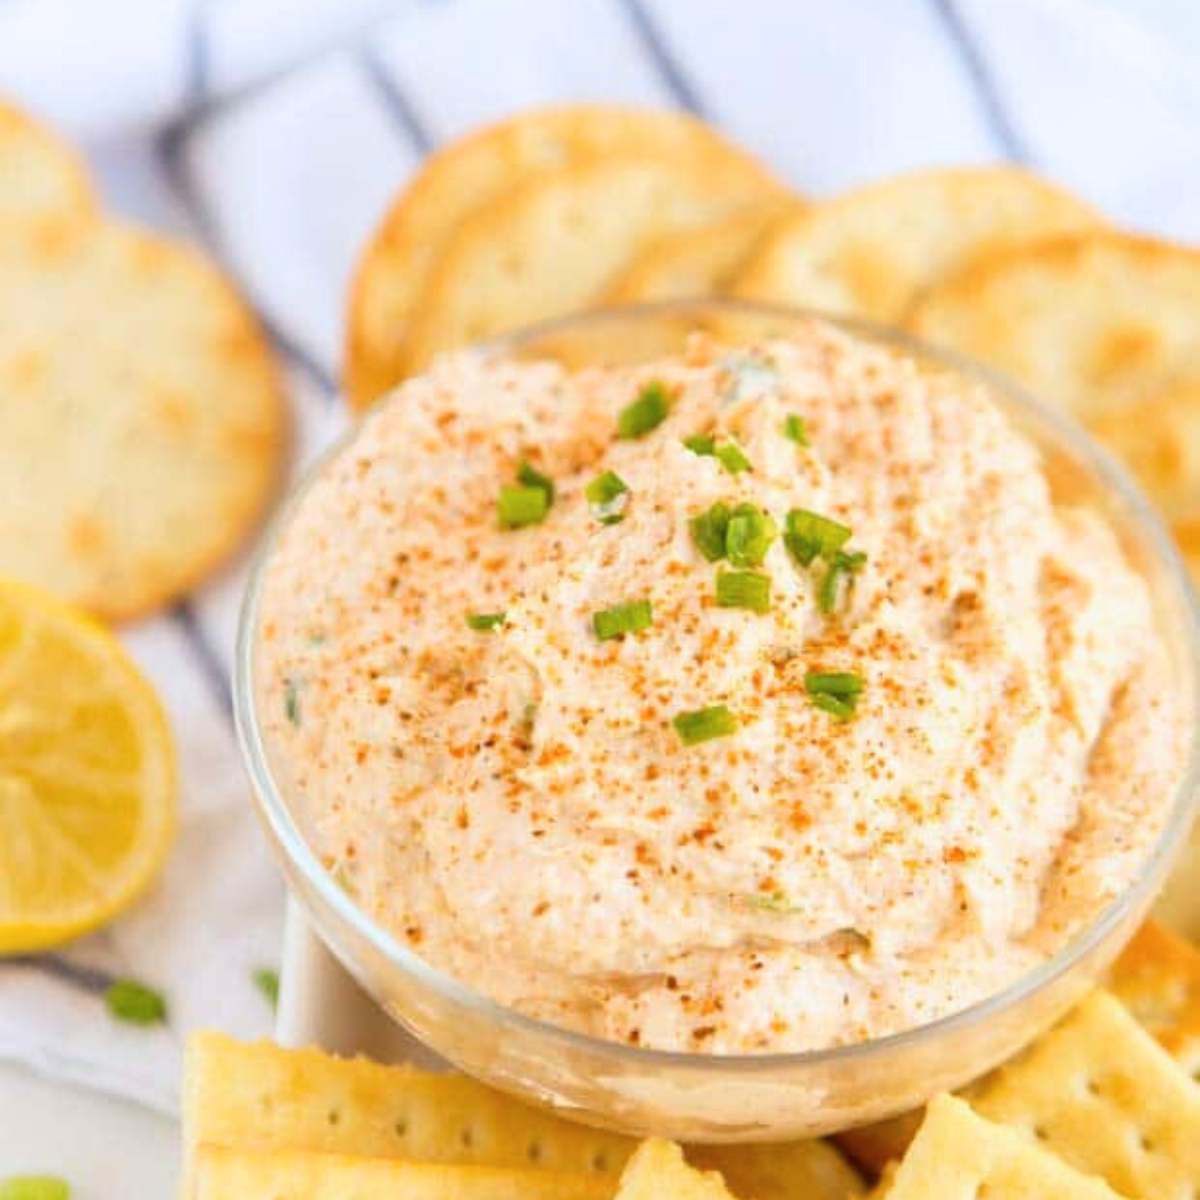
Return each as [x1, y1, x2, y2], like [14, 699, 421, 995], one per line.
[615, 1139, 736, 1200]
[0, 99, 97, 247]
[192, 1145, 613, 1200]
[691, 1139, 865, 1200]
[1111, 919, 1200, 1080]
[398, 150, 781, 376]
[734, 166, 1100, 321]
[345, 105, 778, 407]
[1156, 824, 1200, 944]
[973, 990, 1200, 1199]
[835, 1110, 925, 1179]
[884, 1094, 1121, 1199]
[182, 1031, 634, 1187]
[0, 222, 286, 620]
[909, 232, 1200, 422]
[604, 199, 800, 304]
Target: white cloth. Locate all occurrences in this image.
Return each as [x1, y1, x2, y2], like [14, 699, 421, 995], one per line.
[0, 0, 1198, 1116]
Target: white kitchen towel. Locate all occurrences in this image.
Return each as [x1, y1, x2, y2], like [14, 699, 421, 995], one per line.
[0, 0, 1198, 1115]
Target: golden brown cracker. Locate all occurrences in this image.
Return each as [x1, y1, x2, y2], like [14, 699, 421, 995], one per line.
[192, 1145, 614, 1200]
[691, 1138, 865, 1200]
[604, 199, 800, 304]
[615, 1139, 737, 1200]
[0, 99, 97, 248]
[908, 232, 1200, 423]
[0, 222, 286, 620]
[884, 1094, 1122, 1199]
[1156, 825, 1200, 945]
[735, 166, 1100, 321]
[395, 150, 780, 377]
[345, 105, 779, 407]
[973, 990, 1200, 1199]
[834, 1110, 925, 1179]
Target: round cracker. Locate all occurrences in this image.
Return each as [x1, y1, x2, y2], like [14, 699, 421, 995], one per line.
[603, 197, 801, 304]
[399, 152, 781, 375]
[733, 166, 1101, 321]
[0, 222, 287, 620]
[344, 105, 779, 407]
[0, 100, 97, 247]
[908, 232, 1200, 421]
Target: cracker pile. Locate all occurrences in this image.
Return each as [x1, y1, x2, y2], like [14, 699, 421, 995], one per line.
[0, 99, 286, 620]
[181, 921, 1200, 1199]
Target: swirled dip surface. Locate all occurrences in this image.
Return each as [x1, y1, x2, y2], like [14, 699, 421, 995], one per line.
[257, 323, 1185, 1053]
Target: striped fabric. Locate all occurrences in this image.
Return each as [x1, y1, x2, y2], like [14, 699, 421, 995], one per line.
[0, 0, 1197, 1114]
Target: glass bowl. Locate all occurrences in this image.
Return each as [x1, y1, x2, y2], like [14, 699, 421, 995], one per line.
[234, 301, 1200, 1141]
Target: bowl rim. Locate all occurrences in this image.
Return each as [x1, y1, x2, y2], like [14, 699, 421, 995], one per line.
[234, 299, 1200, 1072]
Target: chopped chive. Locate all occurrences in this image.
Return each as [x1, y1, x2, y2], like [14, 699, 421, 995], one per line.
[746, 892, 799, 913]
[585, 470, 630, 525]
[0, 1178, 71, 1200]
[817, 550, 868, 615]
[716, 569, 771, 613]
[690, 501, 732, 562]
[284, 678, 301, 727]
[783, 509, 852, 567]
[683, 433, 716, 456]
[805, 671, 864, 721]
[592, 599, 653, 641]
[715, 440, 752, 475]
[673, 704, 739, 746]
[516, 460, 555, 505]
[782, 413, 809, 445]
[725, 503, 777, 568]
[498, 483, 549, 529]
[252, 967, 280, 1010]
[104, 979, 167, 1027]
[618, 381, 670, 439]
[466, 611, 506, 631]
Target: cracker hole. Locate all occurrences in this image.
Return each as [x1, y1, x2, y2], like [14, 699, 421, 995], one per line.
[1140, 1133, 1155, 1154]
[1083, 1075, 1100, 1097]
[460, 1126, 474, 1148]
[394, 1118, 408, 1138]
[591, 1151, 608, 1172]
[1032, 1124, 1048, 1141]
[527, 1140, 543, 1163]
[327, 1108, 340, 1126]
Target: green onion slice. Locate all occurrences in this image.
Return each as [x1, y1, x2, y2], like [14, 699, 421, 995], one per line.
[592, 599, 653, 641]
[784, 508, 851, 567]
[725, 503, 777, 568]
[716, 569, 771, 613]
[783, 413, 809, 445]
[689, 501, 732, 562]
[682, 433, 716, 455]
[715, 440, 752, 475]
[498, 483, 549, 529]
[0, 1177, 71, 1200]
[618, 381, 670, 439]
[585, 470, 630, 525]
[817, 549, 868, 614]
[673, 704, 739, 746]
[466, 611, 506, 631]
[516, 460, 555, 505]
[104, 978, 167, 1026]
[805, 671, 864, 721]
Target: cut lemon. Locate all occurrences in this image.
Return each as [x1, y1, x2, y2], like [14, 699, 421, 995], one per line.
[0, 578, 176, 952]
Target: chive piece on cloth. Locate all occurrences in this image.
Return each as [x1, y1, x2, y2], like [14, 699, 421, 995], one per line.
[817, 549, 868, 615]
[0, 1177, 71, 1200]
[585, 470, 630, 525]
[725, 503, 777, 568]
[716, 569, 771, 613]
[618, 381, 670, 439]
[673, 704, 739, 746]
[466, 611, 506, 631]
[593, 599, 653, 641]
[104, 978, 167, 1027]
[252, 967, 280, 1010]
[498, 483, 549, 529]
[805, 670, 864, 721]
[783, 508, 852, 567]
[689, 501, 732, 562]
[516, 459, 555, 505]
[782, 413, 809, 445]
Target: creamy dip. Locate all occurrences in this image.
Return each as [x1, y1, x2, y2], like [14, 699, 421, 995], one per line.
[257, 323, 1185, 1054]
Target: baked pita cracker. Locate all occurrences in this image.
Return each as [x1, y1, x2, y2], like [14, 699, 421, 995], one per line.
[734, 167, 1100, 321]
[908, 232, 1200, 423]
[192, 1146, 613, 1200]
[884, 1094, 1121, 1199]
[1110, 919, 1200, 1080]
[615, 1139, 736, 1200]
[345, 105, 778, 407]
[398, 151, 781, 376]
[604, 199, 800, 304]
[0, 99, 97, 247]
[0, 222, 285, 620]
[973, 990, 1200, 1199]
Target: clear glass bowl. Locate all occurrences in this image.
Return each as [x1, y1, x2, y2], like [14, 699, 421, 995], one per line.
[235, 302, 1200, 1141]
